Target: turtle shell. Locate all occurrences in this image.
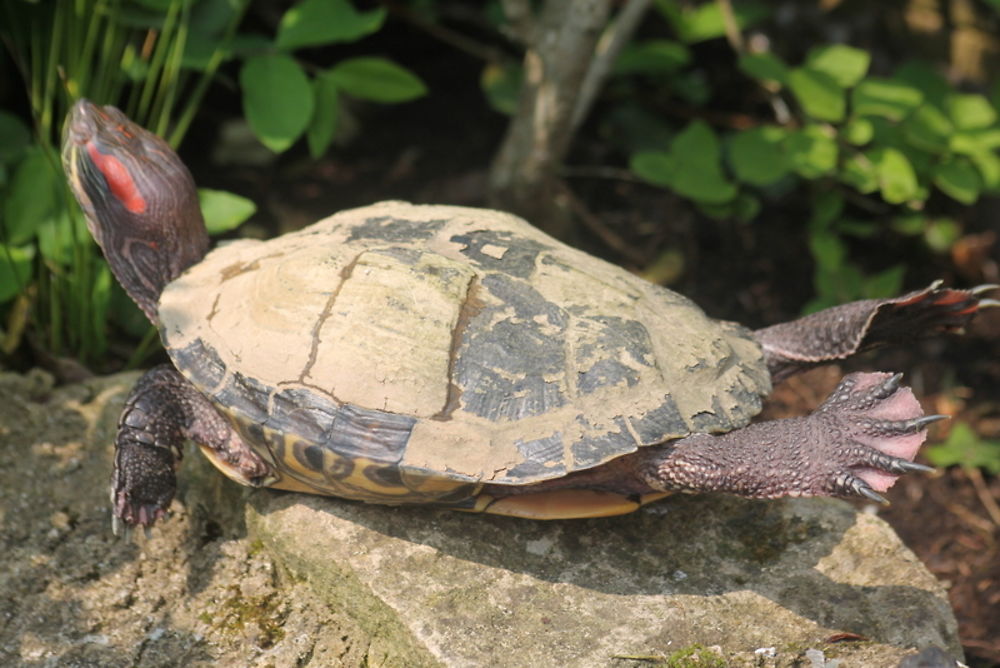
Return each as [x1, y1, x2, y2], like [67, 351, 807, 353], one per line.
[158, 202, 771, 511]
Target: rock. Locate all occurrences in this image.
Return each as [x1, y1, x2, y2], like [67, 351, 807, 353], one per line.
[248, 489, 962, 667]
[0, 370, 964, 667]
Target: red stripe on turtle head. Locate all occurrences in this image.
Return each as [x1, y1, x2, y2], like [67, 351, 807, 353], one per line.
[86, 143, 148, 214]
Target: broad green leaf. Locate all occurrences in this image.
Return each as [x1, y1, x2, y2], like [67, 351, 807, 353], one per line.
[0, 111, 31, 165]
[785, 125, 838, 178]
[893, 61, 950, 107]
[843, 117, 873, 145]
[36, 208, 86, 265]
[837, 218, 878, 238]
[307, 72, 340, 158]
[924, 218, 961, 252]
[481, 62, 523, 116]
[737, 52, 789, 85]
[4, 148, 61, 245]
[240, 54, 314, 153]
[668, 121, 736, 203]
[933, 158, 981, 204]
[805, 44, 870, 88]
[926, 422, 1000, 474]
[862, 264, 904, 299]
[891, 214, 926, 235]
[809, 229, 846, 270]
[614, 40, 690, 75]
[0, 244, 34, 303]
[630, 150, 675, 186]
[872, 147, 919, 204]
[969, 150, 1000, 191]
[839, 152, 879, 193]
[809, 191, 844, 230]
[728, 126, 789, 186]
[950, 127, 1000, 154]
[733, 192, 761, 222]
[276, 0, 386, 50]
[851, 78, 923, 120]
[945, 93, 998, 130]
[660, 1, 769, 44]
[902, 104, 953, 153]
[788, 67, 845, 122]
[328, 58, 427, 103]
[199, 189, 257, 234]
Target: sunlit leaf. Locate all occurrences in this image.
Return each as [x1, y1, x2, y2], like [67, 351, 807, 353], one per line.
[805, 44, 870, 88]
[199, 189, 257, 234]
[788, 67, 845, 121]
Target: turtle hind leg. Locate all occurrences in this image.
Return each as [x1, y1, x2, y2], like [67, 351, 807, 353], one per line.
[633, 371, 940, 502]
[755, 282, 997, 383]
[111, 364, 273, 534]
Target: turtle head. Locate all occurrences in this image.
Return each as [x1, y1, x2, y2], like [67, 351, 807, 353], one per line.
[62, 99, 209, 324]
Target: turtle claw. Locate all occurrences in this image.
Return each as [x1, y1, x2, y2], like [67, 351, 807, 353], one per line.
[971, 283, 1000, 296]
[849, 476, 890, 505]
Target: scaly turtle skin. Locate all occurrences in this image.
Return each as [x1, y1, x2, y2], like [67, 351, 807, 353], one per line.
[62, 99, 995, 532]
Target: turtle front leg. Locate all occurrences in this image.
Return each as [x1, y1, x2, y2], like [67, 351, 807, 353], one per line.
[756, 282, 997, 382]
[112, 364, 273, 534]
[634, 372, 941, 503]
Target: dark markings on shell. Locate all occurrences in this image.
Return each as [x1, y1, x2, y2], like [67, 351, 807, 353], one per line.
[347, 215, 446, 242]
[449, 230, 549, 279]
[170, 337, 226, 389]
[504, 432, 567, 480]
[571, 416, 636, 469]
[629, 395, 688, 445]
[689, 395, 731, 433]
[454, 273, 569, 420]
[577, 358, 641, 394]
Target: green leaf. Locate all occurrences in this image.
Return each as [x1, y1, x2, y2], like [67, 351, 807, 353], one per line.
[809, 191, 844, 230]
[945, 93, 998, 130]
[630, 150, 675, 187]
[933, 157, 981, 204]
[481, 62, 523, 116]
[667, 121, 737, 203]
[240, 54, 314, 153]
[661, 1, 770, 44]
[307, 72, 340, 158]
[809, 229, 846, 270]
[842, 117, 873, 145]
[737, 52, 789, 85]
[891, 214, 926, 236]
[926, 422, 1000, 474]
[728, 126, 789, 186]
[0, 111, 31, 165]
[924, 218, 961, 252]
[839, 152, 879, 193]
[199, 189, 257, 234]
[788, 67, 845, 122]
[36, 208, 85, 265]
[893, 61, 950, 107]
[969, 150, 1000, 191]
[805, 44, 870, 88]
[614, 40, 690, 75]
[785, 125, 838, 178]
[851, 78, 923, 120]
[950, 127, 1000, 154]
[0, 244, 35, 303]
[275, 0, 386, 50]
[872, 147, 920, 204]
[4, 148, 61, 245]
[862, 264, 904, 299]
[902, 104, 954, 153]
[328, 57, 427, 103]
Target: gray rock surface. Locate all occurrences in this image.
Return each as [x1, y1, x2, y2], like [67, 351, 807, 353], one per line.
[0, 370, 962, 667]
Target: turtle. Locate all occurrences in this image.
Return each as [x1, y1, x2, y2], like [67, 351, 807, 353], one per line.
[62, 99, 996, 533]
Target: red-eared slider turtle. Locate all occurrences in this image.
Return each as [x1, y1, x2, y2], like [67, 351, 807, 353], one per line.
[63, 99, 996, 532]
